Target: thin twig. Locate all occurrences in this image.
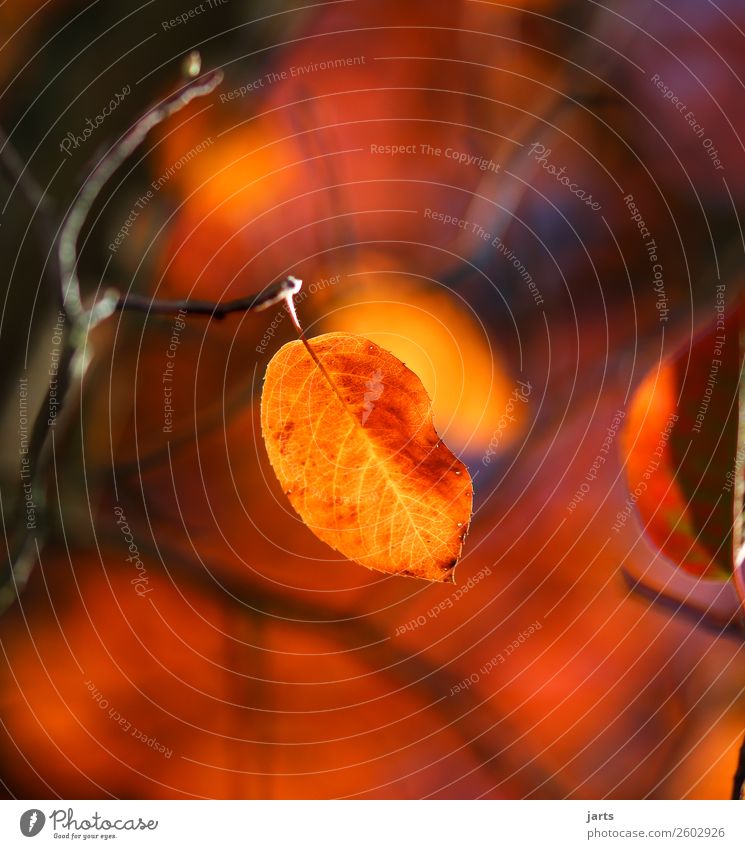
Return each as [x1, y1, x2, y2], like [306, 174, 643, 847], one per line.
[115, 275, 302, 319]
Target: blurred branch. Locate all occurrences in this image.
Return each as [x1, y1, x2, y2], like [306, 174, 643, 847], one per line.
[115, 531, 567, 798]
[450, 0, 637, 284]
[0, 127, 61, 307]
[0, 126, 52, 215]
[733, 733, 745, 799]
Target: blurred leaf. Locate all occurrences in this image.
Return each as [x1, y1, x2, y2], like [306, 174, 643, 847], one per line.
[621, 305, 744, 625]
[261, 332, 473, 581]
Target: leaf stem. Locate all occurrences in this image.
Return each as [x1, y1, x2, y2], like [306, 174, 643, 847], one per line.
[282, 281, 359, 418]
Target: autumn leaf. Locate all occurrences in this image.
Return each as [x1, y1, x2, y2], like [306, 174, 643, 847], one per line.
[260, 332, 473, 581]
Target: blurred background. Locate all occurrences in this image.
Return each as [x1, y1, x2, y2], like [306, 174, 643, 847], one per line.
[0, 0, 744, 799]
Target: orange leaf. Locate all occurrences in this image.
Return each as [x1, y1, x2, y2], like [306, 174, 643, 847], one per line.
[260, 333, 473, 581]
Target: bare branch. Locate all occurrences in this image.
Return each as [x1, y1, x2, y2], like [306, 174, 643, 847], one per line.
[0, 62, 236, 614]
[59, 68, 224, 326]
